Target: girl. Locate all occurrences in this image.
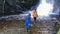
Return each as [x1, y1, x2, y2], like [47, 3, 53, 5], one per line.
[32, 9, 38, 25]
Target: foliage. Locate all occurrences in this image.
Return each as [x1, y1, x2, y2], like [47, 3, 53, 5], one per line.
[56, 21, 60, 34]
[57, 29, 60, 34]
[0, 0, 3, 12]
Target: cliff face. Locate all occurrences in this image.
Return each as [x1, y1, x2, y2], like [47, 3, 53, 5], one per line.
[49, 0, 60, 20]
[0, 0, 40, 16]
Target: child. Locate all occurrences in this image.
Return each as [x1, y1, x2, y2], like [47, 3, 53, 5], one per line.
[25, 13, 31, 32]
[32, 9, 38, 25]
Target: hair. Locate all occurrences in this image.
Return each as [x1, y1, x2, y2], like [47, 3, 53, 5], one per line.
[29, 13, 31, 16]
[34, 9, 37, 12]
[35, 9, 36, 11]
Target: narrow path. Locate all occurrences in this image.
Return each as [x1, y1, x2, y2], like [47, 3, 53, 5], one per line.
[0, 18, 57, 34]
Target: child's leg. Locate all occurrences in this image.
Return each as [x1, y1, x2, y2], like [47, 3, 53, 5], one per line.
[34, 20, 36, 25]
[27, 26, 30, 32]
[34, 17, 37, 25]
[27, 27, 29, 32]
[34, 17, 35, 24]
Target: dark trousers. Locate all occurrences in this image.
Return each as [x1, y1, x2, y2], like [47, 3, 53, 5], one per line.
[27, 26, 30, 32]
[34, 17, 37, 25]
[34, 17, 36, 20]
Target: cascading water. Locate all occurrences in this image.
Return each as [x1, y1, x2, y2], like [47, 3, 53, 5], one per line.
[36, 0, 54, 16]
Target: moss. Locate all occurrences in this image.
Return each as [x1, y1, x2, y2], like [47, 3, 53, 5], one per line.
[57, 29, 60, 34]
[56, 21, 60, 34]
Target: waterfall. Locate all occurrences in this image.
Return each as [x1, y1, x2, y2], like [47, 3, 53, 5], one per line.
[36, 0, 54, 16]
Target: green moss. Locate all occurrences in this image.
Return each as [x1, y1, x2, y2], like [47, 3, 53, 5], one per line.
[56, 21, 60, 34]
[0, 0, 3, 5]
[57, 29, 60, 34]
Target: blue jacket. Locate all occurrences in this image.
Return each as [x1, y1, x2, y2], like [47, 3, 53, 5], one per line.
[25, 14, 31, 27]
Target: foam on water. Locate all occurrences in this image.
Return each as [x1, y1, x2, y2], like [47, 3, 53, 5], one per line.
[36, 0, 53, 16]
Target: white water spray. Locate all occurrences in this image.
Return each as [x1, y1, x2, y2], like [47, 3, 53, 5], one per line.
[37, 0, 53, 16]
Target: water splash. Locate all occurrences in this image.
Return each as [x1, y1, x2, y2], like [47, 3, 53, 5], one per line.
[37, 0, 53, 16]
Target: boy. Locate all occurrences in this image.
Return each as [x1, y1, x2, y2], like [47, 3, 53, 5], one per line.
[25, 13, 31, 32]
